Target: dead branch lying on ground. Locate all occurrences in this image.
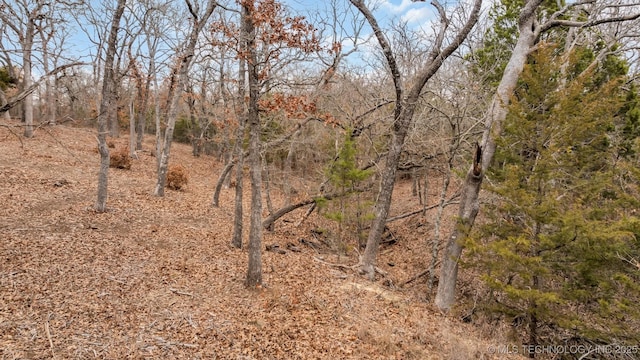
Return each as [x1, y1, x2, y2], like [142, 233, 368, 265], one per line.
[262, 188, 365, 230]
[401, 260, 441, 287]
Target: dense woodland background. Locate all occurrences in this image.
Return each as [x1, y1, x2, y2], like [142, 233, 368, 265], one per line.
[1, 0, 640, 358]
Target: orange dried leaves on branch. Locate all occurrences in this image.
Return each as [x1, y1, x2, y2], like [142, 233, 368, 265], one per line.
[258, 93, 340, 127]
[259, 93, 317, 119]
[212, 0, 321, 62]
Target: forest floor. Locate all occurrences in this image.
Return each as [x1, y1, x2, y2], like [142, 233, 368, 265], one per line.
[0, 123, 524, 359]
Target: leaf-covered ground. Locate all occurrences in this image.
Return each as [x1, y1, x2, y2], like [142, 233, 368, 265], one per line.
[0, 124, 522, 359]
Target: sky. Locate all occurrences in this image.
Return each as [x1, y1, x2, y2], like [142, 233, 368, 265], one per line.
[285, 0, 436, 25]
[1, 0, 444, 79]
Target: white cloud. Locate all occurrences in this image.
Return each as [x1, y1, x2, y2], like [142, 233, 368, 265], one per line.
[381, 0, 416, 14]
[401, 7, 431, 24]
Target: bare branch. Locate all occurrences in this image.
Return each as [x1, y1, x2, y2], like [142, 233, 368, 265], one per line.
[408, 0, 483, 100]
[428, 0, 450, 61]
[349, 0, 403, 113]
[541, 11, 640, 33]
[0, 62, 85, 113]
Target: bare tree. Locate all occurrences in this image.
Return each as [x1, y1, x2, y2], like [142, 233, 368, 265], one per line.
[435, 0, 640, 311]
[349, 0, 483, 280]
[153, 0, 217, 197]
[240, 0, 263, 288]
[0, 0, 50, 137]
[95, 0, 126, 213]
[231, 56, 246, 249]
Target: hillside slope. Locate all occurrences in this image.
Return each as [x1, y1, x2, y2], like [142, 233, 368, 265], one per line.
[0, 124, 522, 359]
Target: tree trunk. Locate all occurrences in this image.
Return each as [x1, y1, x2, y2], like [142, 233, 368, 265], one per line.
[40, 35, 54, 126]
[108, 95, 120, 138]
[212, 161, 235, 206]
[154, 70, 162, 172]
[136, 77, 150, 150]
[231, 56, 247, 248]
[129, 98, 137, 158]
[153, 0, 217, 196]
[263, 158, 275, 231]
[359, 112, 412, 279]
[349, 0, 482, 280]
[244, 2, 262, 288]
[232, 119, 246, 247]
[428, 157, 454, 293]
[435, 1, 541, 311]
[231, 155, 244, 248]
[95, 0, 126, 212]
[22, 38, 33, 138]
[0, 89, 11, 120]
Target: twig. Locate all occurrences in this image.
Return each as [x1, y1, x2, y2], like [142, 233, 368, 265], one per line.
[45, 319, 55, 357]
[401, 261, 441, 287]
[313, 256, 354, 271]
[295, 203, 316, 227]
[383, 204, 439, 224]
[374, 266, 388, 277]
[617, 251, 640, 270]
[108, 276, 127, 285]
[40, 125, 85, 164]
[169, 288, 194, 296]
[154, 336, 198, 349]
[0, 122, 24, 147]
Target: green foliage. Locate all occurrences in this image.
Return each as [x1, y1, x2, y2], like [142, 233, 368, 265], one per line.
[0, 66, 16, 91]
[319, 130, 373, 249]
[173, 115, 216, 148]
[467, 43, 640, 346]
[617, 84, 640, 158]
[174, 117, 193, 144]
[467, 0, 560, 87]
[326, 132, 372, 188]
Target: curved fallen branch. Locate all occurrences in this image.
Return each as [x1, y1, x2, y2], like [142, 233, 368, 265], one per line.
[262, 189, 364, 230]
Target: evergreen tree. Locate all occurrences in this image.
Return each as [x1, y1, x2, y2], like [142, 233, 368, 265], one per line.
[0, 66, 16, 90]
[467, 43, 640, 351]
[319, 130, 373, 249]
[468, 0, 560, 87]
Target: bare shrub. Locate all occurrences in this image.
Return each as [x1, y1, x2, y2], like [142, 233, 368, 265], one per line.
[167, 164, 188, 190]
[109, 147, 132, 170]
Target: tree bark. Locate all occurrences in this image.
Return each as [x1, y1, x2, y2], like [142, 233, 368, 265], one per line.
[212, 161, 236, 206]
[95, 0, 126, 212]
[128, 98, 137, 158]
[244, 2, 263, 288]
[0, 89, 11, 121]
[22, 22, 34, 138]
[231, 54, 247, 248]
[153, 0, 217, 196]
[435, 0, 542, 311]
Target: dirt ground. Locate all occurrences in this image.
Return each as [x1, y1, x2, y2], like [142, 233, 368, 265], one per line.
[0, 123, 523, 359]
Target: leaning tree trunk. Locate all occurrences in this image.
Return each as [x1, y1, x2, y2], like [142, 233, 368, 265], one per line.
[95, 0, 126, 212]
[349, 0, 483, 280]
[435, 1, 541, 311]
[359, 110, 412, 279]
[153, 0, 217, 196]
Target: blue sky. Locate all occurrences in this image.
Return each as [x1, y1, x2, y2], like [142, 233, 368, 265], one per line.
[285, 0, 435, 25]
[2, 0, 442, 78]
